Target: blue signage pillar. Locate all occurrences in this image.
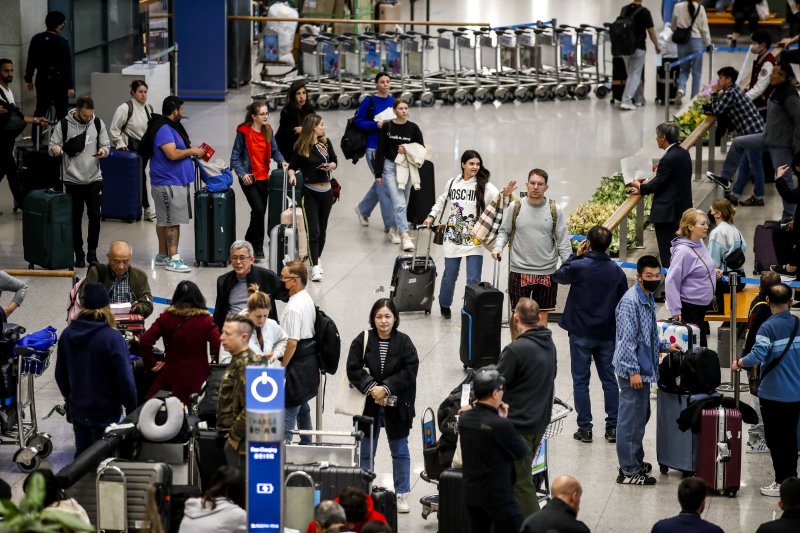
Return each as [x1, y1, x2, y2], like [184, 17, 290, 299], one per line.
[245, 366, 285, 532]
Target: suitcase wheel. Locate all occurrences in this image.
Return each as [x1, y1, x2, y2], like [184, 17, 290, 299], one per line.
[724, 489, 738, 498]
[424, 310, 430, 315]
[659, 464, 668, 474]
[28, 263, 34, 270]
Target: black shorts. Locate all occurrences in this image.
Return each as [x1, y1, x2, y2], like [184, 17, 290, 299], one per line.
[509, 272, 558, 311]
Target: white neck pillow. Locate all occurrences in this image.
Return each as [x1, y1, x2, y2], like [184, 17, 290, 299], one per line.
[138, 396, 185, 442]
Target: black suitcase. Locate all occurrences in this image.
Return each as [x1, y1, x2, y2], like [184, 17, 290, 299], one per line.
[195, 428, 228, 491]
[460, 263, 503, 369]
[284, 464, 374, 501]
[22, 188, 74, 269]
[371, 486, 398, 532]
[656, 59, 680, 105]
[389, 227, 436, 314]
[438, 468, 468, 533]
[267, 168, 303, 236]
[406, 160, 436, 226]
[195, 364, 229, 428]
[17, 145, 62, 196]
[194, 186, 236, 267]
[100, 149, 142, 222]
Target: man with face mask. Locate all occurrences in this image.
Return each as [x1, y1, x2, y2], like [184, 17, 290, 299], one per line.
[613, 255, 680, 486]
[49, 95, 110, 268]
[743, 30, 776, 119]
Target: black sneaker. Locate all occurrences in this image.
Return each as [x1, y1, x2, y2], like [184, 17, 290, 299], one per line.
[616, 471, 657, 485]
[440, 306, 451, 319]
[639, 462, 653, 474]
[605, 428, 616, 443]
[573, 429, 593, 443]
[770, 264, 796, 276]
[74, 256, 86, 268]
[706, 172, 731, 192]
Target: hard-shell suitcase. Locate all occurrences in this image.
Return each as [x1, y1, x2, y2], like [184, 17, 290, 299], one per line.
[658, 320, 701, 352]
[269, 170, 301, 272]
[389, 227, 436, 314]
[438, 468, 468, 533]
[66, 460, 172, 531]
[279, 176, 307, 261]
[656, 390, 714, 475]
[267, 168, 303, 236]
[23, 188, 73, 269]
[696, 374, 742, 496]
[460, 262, 503, 369]
[656, 59, 679, 105]
[284, 464, 374, 501]
[18, 145, 61, 196]
[407, 160, 436, 226]
[371, 486, 398, 533]
[753, 220, 793, 273]
[194, 187, 236, 267]
[100, 149, 142, 222]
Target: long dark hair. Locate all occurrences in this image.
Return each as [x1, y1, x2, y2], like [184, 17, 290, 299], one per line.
[202, 466, 245, 510]
[688, 0, 696, 18]
[460, 149, 490, 214]
[171, 280, 207, 310]
[285, 80, 313, 124]
[240, 101, 273, 142]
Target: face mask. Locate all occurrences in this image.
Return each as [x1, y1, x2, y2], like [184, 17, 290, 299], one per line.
[641, 280, 661, 293]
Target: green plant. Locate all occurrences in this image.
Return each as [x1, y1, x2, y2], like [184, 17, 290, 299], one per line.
[0, 472, 95, 533]
[674, 96, 711, 142]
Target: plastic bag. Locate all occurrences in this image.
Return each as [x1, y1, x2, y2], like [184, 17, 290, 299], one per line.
[265, 2, 299, 66]
[17, 326, 58, 351]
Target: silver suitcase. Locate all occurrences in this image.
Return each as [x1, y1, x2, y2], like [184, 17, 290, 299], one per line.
[269, 170, 299, 272]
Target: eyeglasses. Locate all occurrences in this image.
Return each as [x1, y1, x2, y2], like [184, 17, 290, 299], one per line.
[281, 276, 299, 281]
[230, 255, 252, 263]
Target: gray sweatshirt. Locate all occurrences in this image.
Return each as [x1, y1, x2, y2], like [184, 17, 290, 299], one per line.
[49, 110, 110, 184]
[493, 199, 572, 275]
[0, 271, 28, 307]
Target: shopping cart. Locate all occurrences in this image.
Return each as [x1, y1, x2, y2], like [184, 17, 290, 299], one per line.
[535, 397, 574, 502]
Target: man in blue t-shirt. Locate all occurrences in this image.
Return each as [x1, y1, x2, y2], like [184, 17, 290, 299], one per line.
[147, 96, 205, 273]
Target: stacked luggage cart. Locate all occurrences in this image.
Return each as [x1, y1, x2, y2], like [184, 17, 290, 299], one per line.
[251, 20, 613, 108]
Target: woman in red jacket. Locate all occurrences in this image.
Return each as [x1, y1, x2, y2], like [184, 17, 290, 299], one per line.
[139, 280, 221, 403]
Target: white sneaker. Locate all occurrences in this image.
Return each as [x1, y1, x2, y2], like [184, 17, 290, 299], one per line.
[143, 207, 157, 221]
[761, 481, 781, 497]
[402, 236, 415, 252]
[311, 265, 323, 282]
[746, 439, 770, 454]
[317, 260, 324, 274]
[354, 205, 369, 226]
[165, 255, 192, 273]
[389, 227, 401, 244]
[619, 102, 636, 111]
[397, 493, 410, 513]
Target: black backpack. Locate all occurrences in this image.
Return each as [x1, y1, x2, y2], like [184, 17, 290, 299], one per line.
[435, 370, 475, 471]
[314, 307, 342, 374]
[340, 96, 375, 164]
[658, 347, 721, 394]
[609, 4, 644, 56]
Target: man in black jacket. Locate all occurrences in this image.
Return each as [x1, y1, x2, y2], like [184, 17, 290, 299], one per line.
[520, 475, 590, 533]
[756, 477, 800, 533]
[629, 122, 693, 267]
[497, 297, 557, 517]
[213, 240, 288, 330]
[459, 366, 528, 533]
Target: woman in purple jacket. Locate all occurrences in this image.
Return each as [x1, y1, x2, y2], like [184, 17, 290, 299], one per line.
[665, 208, 721, 346]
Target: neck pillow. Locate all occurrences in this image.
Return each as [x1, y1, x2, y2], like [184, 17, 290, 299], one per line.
[138, 396, 185, 442]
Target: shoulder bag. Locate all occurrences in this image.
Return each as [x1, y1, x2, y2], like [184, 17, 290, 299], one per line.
[689, 246, 718, 312]
[335, 331, 369, 416]
[672, 3, 701, 45]
[432, 178, 455, 245]
[757, 316, 800, 384]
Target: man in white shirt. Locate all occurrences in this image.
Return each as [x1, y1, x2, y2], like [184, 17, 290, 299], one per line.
[280, 260, 319, 444]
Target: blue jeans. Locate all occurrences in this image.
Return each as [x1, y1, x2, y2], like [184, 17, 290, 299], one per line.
[359, 408, 411, 493]
[382, 160, 413, 234]
[677, 38, 705, 98]
[722, 133, 796, 219]
[569, 335, 619, 432]
[284, 402, 312, 444]
[357, 148, 395, 231]
[616, 375, 652, 476]
[439, 255, 483, 308]
[732, 149, 767, 199]
[621, 49, 646, 105]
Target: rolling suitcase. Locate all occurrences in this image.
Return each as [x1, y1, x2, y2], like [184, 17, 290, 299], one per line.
[656, 390, 714, 475]
[279, 174, 308, 261]
[389, 227, 436, 314]
[267, 168, 303, 236]
[656, 59, 679, 105]
[438, 468, 468, 533]
[407, 160, 436, 226]
[194, 428, 228, 490]
[17, 137, 62, 196]
[696, 373, 743, 497]
[100, 149, 143, 222]
[753, 220, 793, 273]
[269, 170, 301, 272]
[460, 262, 503, 369]
[284, 464, 374, 501]
[22, 188, 73, 269]
[194, 186, 236, 267]
[371, 486, 398, 532]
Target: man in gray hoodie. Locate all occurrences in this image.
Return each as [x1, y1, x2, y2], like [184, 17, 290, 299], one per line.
[49, 95, 110, 268]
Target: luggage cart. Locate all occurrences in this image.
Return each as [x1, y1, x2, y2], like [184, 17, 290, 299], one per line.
[535, 397, 574, 502]
[578, 24, 612, 99]
[404, 31, 437, 107]
[1, 343, 55, 472]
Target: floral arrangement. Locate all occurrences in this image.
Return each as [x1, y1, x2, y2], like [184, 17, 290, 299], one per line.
[674, 95, 711, 142]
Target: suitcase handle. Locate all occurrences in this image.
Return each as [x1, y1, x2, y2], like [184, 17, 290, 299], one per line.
[492, 257, 500, 288]
[414, 225, 434, 270]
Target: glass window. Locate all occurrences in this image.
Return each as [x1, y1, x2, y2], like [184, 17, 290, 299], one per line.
[108, 0, 136, 42]
[74, 47, 104, 96]
[73, 0, 106, 52]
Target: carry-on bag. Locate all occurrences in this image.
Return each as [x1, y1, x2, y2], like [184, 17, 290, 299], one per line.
[269, 170, 301, 272]
[279, 172, 308, 261]
[371, 486, 398, 532]
[406, 160, 436, 226]
[753, 220, 793, 273]
[460, 261, 503, 369]
[194, 427, 228, 490]
[656, 390, 716, 475]
[194, 183, 236, 267]
[438, 468, 469, 533]
[17, 134, 62, 196]
[23, 188, 73, 269]
[100, 149, 143, 222]
[656, 59, 679, 105]
[194, 363, 229, 428]
[267, 167, 303, 235]
[284, 464, 374, 501]
[389, 226, 437, 314]
[696, 372, 742, 496]
[657, 320, 700, 352]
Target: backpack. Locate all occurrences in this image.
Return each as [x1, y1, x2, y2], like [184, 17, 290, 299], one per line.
[314, 307, 342, 374]
[340, 96, 375, 164]
[66, 265, 107, 323]
[121, 100, 153, 134]
[608, 4, 644, 56]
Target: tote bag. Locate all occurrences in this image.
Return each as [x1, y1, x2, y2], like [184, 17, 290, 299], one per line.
[334, 331, 369, 417]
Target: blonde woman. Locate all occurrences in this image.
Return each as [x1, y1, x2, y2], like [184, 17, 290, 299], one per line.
[242, 283, 288, 362]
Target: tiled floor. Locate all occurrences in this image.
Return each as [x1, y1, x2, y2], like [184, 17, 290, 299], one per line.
[0, 1, 790, 531]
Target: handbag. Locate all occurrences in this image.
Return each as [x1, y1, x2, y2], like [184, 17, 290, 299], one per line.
[672, 3, 701, 44]
[689, 246, 718, 312]
[432, 178, 455, 245]
[334, 331, 369, 417]
[723, 231, 746, 270]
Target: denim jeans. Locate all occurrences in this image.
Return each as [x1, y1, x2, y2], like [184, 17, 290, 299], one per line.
[382, 159, 413, 234]
[359, 408, 411, 493]
[357, 148, 395, 231]
[284, 401, 313, 444]
[616, 375, 652, 476]
[677, 38, 705, 98]
[731, 149, 767, 199]
[621, 49, 646, 105]
[439, 255, 484, 308]
[569, 335, 619, 432]
[722, 133, 796, 219]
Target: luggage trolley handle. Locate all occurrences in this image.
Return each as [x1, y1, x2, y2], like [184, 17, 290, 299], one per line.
[353, 415, 375, 472]
[96, 464, 128, 532]
[492, 256, 501, 288]
[415, 224, 434, 270]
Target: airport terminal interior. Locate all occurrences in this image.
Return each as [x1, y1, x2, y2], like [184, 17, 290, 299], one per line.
[0, 0, 797, 531]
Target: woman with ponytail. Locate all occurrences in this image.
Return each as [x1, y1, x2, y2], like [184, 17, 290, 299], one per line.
[243, 283, 288, 362]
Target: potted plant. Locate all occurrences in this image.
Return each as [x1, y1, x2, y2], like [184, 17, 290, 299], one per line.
[0, 472, 95, 533]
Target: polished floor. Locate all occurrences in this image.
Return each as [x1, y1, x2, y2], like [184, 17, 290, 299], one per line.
[0, 1, 792, 531]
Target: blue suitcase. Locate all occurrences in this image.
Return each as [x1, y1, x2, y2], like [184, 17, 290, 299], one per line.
[100, 150, 142, 222]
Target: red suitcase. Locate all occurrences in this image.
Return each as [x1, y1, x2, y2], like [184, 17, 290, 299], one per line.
[696, 373, 742, 497]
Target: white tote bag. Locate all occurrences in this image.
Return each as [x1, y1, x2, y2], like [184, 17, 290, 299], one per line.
[335, 331, 369, 417]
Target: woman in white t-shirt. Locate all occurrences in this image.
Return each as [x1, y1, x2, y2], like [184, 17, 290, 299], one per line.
[425, 150, 508, 319]
[217, 283, 289, 364]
